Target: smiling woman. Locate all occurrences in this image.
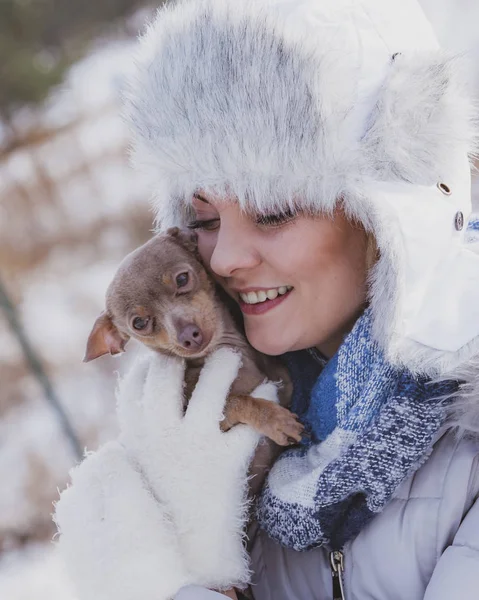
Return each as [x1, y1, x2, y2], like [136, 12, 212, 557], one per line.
[54, 0, 479, 599]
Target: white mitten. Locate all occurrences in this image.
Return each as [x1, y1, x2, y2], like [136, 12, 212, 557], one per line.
[54, 440, 192, 600]
[116, 348, 275, 591]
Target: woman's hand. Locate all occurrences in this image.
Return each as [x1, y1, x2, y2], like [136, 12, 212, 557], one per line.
[116, 348, 266, 590]
[55, 348, 274, 598]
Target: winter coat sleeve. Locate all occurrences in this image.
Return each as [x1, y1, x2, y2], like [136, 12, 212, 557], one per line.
[423, 496, 479, 599]
[53, 440, 192, 600]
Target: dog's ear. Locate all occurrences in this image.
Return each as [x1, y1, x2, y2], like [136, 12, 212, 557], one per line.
[166, 227, 198, 254]
[84, 311, 129, 362]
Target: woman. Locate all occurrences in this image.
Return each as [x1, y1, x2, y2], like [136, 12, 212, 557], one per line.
[55, 0, 479, 598]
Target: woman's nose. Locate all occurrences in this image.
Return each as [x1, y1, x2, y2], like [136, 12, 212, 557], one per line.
[209, 225, 260, 278]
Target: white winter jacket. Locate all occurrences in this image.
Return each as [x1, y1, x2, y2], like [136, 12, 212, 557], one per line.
[249, 429, 479, 600]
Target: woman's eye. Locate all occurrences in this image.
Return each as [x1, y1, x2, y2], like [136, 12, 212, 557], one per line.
[176, 272, 189, 287]
[255, 210, 295, 227]
[187, 219, 220, 232]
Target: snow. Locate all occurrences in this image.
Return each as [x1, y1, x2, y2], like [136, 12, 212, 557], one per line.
[0, 25, 149, 599]
[0, 543, 77, 600]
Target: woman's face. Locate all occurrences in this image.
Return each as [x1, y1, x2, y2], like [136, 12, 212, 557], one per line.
[190, 193, 369, 358]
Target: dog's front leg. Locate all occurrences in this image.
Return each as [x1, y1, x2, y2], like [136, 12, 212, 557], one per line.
[221, 394, 303, 446]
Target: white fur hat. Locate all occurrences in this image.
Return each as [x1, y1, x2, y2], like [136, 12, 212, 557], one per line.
[124, 0, 479, 376]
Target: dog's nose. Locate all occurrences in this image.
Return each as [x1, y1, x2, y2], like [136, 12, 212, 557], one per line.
[178, 324, 203, 349]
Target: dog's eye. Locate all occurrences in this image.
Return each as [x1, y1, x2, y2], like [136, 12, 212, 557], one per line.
[132, 316, 150, 331]
[176, 272, 189, 288]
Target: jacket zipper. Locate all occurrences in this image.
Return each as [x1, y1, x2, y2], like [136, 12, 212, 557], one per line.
[330, 550, 346, 600]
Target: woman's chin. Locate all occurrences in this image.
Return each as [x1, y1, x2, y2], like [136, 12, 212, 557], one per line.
[244, 326, 293, 356]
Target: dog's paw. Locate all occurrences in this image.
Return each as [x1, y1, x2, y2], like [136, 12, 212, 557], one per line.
[256, 403, 304, 446]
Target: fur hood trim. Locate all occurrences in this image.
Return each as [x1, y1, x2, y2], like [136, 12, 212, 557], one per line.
[123, 0, 479, 386]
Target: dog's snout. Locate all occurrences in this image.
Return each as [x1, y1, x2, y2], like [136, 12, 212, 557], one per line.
[178, 324, 203, 349]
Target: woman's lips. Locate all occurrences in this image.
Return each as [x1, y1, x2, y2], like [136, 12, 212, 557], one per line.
[238, 289, 293, 315]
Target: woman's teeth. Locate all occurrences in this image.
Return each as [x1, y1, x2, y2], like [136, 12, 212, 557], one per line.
[239, 286, 293, 305]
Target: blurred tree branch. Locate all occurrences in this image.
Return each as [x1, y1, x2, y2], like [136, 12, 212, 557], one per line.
[0, 275, 83, 460]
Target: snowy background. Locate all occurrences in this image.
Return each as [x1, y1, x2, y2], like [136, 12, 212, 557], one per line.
[0, 0, 478, 598]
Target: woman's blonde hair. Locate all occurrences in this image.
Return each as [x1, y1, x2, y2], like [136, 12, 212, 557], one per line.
[365, 232, 379, 272]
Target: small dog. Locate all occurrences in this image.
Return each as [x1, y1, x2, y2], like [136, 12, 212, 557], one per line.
[85, 228, 303, 493]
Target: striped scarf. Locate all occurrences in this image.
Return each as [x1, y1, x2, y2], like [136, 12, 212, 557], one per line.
[256, 308, 457, 551]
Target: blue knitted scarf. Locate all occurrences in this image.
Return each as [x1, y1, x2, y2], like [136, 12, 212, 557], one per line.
[256, 308, 457, 551]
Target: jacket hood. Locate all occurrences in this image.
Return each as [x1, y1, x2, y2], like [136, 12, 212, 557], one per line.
[123, 0, 479, 389]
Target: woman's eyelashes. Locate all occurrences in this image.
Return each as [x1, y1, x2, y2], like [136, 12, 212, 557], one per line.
[187, 209, 296, 231]
[187, 218, 220, 231]
[255, 209, 296, 228]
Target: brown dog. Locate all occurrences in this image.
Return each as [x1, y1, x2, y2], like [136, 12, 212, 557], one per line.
[85, 228, 302, 492]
